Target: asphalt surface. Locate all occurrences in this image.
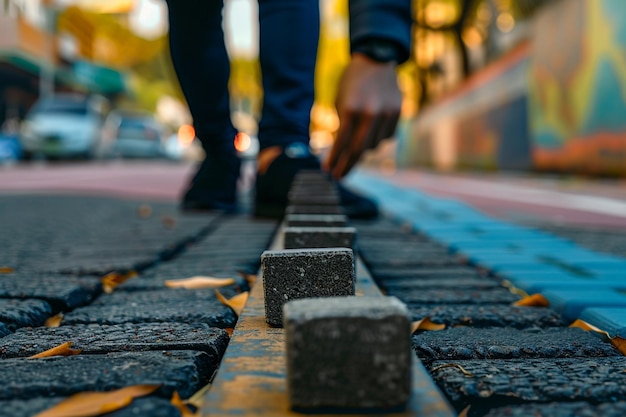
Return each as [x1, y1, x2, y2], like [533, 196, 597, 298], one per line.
[3, 161, 626, 416]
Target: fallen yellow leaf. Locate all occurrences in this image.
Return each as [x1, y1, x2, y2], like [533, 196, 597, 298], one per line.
[507, 285, 529, 298]
[570, 319, 626, 355]
[0, 266, 14, 274]
[170, 391, 196, 417]
[611, 337, 626, 356]
[101, 271, 138, 294]
[570, 319, 608, 335]
[137, 204, 153, 218]
[185, 383, 212, 411]
[33, 385, 160, 417]
[162, 215, 176, 229]
[240, 273, 257, 286]
[45, 313, 63, 328]
[164, 276, 236, 289]
[215, 290, 249, 317]
[411, 317, 446, 334]
[430, 363, 474, 377]
[512, 293, 549, 307]
[29, 342, 82, 359]
[458, 405, 471, 417]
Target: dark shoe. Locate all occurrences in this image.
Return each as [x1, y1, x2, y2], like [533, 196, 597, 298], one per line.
[336, 182, 379, 219]
[181, 151, 241, 212]
[254, 143, 378, 219]
[254, 143, 320, 218]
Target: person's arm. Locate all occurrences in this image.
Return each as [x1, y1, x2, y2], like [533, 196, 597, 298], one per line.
[324, 0, 412, 179]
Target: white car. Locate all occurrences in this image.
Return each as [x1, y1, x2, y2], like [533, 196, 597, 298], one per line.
[19, 94, 107, 159]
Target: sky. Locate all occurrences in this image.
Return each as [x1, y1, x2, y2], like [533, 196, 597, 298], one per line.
[128, 0, 259, 58]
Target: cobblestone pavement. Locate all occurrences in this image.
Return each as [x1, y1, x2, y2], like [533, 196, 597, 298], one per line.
[356, 218, 626, 417]
[0, 195, 276, 417]
[4, 168, 626, 416]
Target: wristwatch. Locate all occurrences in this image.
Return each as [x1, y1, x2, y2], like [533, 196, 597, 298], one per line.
[352, 39, 400, 63]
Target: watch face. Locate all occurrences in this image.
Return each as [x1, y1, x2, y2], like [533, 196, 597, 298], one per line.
[357, 40, 399, 63]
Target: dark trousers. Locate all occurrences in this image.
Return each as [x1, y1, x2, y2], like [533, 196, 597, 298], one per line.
[166, 0, 319, 154]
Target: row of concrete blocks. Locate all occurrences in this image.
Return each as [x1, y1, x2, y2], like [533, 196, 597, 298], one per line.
[261, 171, 412, 410]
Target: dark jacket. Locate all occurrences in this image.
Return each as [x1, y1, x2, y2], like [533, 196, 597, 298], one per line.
[349, 0, 412, 64]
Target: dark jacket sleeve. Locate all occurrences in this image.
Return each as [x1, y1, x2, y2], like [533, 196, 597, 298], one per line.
[349, 0, 412, 64]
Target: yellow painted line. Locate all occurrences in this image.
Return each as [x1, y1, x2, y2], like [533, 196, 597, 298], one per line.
[202, 225, 455, 416]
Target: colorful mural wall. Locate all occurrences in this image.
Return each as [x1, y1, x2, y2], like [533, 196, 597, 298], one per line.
[529, 0, 626, 175]
[402, 0, 626, 176]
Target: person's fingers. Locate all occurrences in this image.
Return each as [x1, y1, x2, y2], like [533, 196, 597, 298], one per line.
[333, 112, 379, 179]
[325, 108, 356, 173]
[369, 110, 400, 149]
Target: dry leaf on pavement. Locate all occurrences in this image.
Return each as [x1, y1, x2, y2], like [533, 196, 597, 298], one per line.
[45, 313, 64, 328]
[458, 405, 471, 417]
[411, 317, 446, 334]
[241, 273, 257, 286]
[101, 271, 138, 294]
[215, 290, 249, 317]
[29, 342, 82, 359]
[570, 319, 626, 355]
[170, 391, 196, 417]
[185, 383, 212, 411]
[512, 293, 549, 307]
[162, 215, 176, 229]
[33, 384, 159, 417]
[164, 276, 235, 289]
[137, 204, 153, 218]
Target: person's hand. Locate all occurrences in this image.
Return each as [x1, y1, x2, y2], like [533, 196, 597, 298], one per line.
[324, 53, 402, 179]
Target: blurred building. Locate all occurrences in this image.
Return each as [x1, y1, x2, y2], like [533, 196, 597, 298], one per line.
[400, 0, 626, 176]
[0, 0, 154, 126]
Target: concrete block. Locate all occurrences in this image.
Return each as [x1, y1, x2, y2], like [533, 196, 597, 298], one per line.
[284, 296, 412, 410]
[261, 248, 355, 326]
[284, 227, 356, 249]
[285, 214, 348, 228]
[287, 194, 340, 206]
[291, 170, 331, 183]
[286, 205, 345, 215]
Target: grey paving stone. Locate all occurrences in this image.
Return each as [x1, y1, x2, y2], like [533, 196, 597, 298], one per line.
[483, 401, 626, 417]
[288, 194, 340, 206]
[0, 298, 52, 331]
[0, 275, 101, 311]
[394, 288, 521, 305]
[360, 245, 454, 255]
[430, 357, 626, 409]
[414, 327, 620, 365]
[384, 278, 502, 291]
[285, 214, 348, 228]
[369, 267, 480, 280]
[0, 323, 229, 359]
[62, 301, 236, 328]
[0, 350, 212, 400]
[90, 287, 240, 306]
[0, 323, 9, 338]
[262, 248, 355, 326]
[0, 196, 214, 276]
[115, 276, 248, 294]
[284, 227, 356, 249]
[408, 305, 567, 328]
[286, 205, 345, 215]
[284, 296, 411, 410]
[0, 396, 181, 417]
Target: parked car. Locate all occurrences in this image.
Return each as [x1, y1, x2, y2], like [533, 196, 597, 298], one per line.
[163, 124, 203, 161]
[19, 94, 107, 159]
[99, 111, 165, 159]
